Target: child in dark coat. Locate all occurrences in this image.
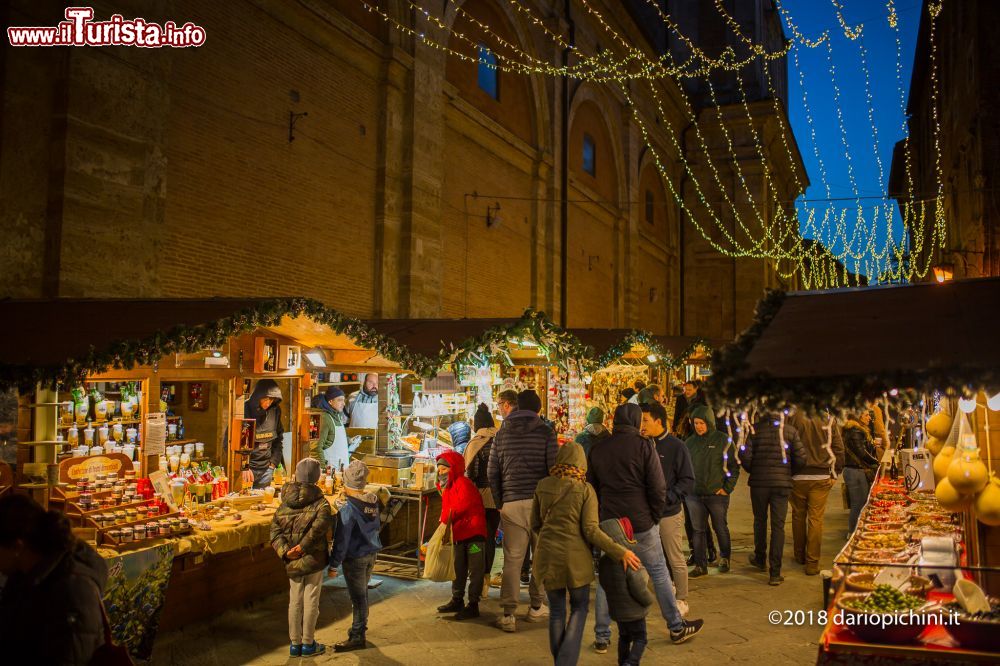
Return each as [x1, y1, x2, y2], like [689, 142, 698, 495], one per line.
[598, 518, 655, 666]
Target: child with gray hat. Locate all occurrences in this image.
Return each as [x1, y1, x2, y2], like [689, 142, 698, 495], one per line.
[328, 459, 382, 652]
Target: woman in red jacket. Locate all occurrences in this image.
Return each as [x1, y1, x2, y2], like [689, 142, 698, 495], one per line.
[435, 449, 487, 620]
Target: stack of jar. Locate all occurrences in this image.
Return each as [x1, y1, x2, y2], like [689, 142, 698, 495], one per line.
[106, 516, 190, 544]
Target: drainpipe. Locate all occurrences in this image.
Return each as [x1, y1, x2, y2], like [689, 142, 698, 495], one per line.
[559, 0, 574, 328]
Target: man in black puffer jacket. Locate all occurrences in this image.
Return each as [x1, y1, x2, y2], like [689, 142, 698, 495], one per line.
[488, 390, 558, 631]
[741, 413, 806, 585]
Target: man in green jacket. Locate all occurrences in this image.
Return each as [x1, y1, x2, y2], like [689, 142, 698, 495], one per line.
[684, 406, 739, 577]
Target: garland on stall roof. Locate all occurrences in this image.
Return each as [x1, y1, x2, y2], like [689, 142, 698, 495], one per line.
[706, 289, 1000, 413]
[593, 331, 712, 371]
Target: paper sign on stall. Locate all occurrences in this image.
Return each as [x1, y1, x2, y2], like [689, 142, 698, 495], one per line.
[146, 412, 167, 457]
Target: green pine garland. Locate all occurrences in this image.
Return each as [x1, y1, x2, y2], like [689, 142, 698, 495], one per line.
[706, 289, 1000, 413]
[0, 299, 711, 391]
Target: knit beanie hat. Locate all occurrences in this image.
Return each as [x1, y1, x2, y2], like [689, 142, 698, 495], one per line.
[344, 459, 369, 490]
[324, 386, 345, 401]
[473, 403, 495, 430]
[586, 407, 604, 425]
[516, 390, 542, 414]
[295, 458, 321, 484]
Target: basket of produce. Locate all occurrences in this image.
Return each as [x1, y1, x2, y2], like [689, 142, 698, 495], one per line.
[836, 586, 934, 644]
[943, 598, 1000, 651]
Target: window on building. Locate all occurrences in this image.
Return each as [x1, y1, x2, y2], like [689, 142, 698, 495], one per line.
[582, 134, 596, 176]
[477, 45, 499, 99]
[645, 190, 654, 224]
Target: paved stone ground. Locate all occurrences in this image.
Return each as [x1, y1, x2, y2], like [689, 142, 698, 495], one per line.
[152, 478, 849, 665]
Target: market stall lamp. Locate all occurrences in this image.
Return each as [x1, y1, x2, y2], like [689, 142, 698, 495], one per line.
[933, 263, 954, 283]
[304, 349, 327, 369]
[646, 354, 658, 363]
[987, 392, 1000, 412]
[958, 397, 977, 414]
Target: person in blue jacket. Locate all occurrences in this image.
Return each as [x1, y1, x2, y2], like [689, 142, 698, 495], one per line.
[329, 460, 382, 653]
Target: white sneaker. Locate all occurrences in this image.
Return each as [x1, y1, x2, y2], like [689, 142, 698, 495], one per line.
[676, 599, 690, 617]
[496, 614, 516, 632]
[525, 605, 550, 622]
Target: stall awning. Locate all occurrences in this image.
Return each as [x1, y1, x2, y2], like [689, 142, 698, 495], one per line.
[0, 297, 413, 388]
[569, 329, 722, 367]
[709, 277, 1000, 410]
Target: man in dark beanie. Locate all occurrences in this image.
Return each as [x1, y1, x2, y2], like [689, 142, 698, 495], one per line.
[488, 389, 558, 632]
[310, 386, 351, 470]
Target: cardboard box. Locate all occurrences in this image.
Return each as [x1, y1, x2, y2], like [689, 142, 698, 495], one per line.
[368, 465, 411, 486]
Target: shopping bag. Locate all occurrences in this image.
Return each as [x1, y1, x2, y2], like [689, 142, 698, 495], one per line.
[423, 521, 455, 582]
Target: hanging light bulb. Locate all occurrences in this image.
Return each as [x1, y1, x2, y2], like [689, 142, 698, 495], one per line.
[958, 397, 977, 413]
[646, 354, 658, 363]
[987, 392, 1000, 411]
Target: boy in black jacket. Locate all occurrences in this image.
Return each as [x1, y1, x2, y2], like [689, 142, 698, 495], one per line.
[598, 518, 655, 665]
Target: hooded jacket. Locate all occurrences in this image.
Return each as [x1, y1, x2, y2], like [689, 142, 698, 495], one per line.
[653, 431, 696, 517]
[587, 404, 667, 534]
[246, 379, 284, 470]
[843, 420, 879, 469]
[741, 416, 807, 489]
[788, 411, 845, 478]
[0, 540, 107, 665]
[437, 450, 487, 542]
[330, 491, 381, 568]
[574, 423, 610, 456]
[447, 421, 472, 454]
[270, 481, 334, 578]
[597, 518, 655, 623]
[531, 443, 627, 590]
[464, 426, 498, 509]
[309, 395, 347, 463]
[488, 409, 559, 507]
[685, 405, 740, 495]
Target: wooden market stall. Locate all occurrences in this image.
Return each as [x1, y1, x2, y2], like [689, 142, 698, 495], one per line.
[708, 277, 1000, 663]
[0, 297, 412, 658]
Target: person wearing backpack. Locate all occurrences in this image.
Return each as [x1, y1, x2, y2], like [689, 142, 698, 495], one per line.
[270, 458, 333, 658]
[464, 403, 500, 596]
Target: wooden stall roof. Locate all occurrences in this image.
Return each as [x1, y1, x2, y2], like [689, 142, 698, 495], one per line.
[709, 277, 1000, 410]
[569, 329, 723, 362]
[0, 297, 405, 387]
[364, 318, 524, 359]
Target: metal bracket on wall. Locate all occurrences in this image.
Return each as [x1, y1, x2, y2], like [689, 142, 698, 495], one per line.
[288, 111, 308, 143]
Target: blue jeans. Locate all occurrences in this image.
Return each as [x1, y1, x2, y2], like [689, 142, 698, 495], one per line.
[685, 494, 732, 567]
[595, 526, 683, 636]
[547, 586, 589, 666]
[342, 553, 376, 637]
[618, 618, 647, 665]
[843, 468, 872, 534]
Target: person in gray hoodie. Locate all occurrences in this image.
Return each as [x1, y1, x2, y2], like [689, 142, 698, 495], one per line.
[488, 389, 559, 632]
[598, 518, 655, 666]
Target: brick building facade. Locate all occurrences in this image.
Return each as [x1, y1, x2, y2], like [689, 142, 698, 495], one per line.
[890, 0, 1000, 280]
[1, 0, 805, 338]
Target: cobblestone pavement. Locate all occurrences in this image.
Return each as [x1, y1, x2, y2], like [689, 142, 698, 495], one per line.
[153, 478, 849, 665]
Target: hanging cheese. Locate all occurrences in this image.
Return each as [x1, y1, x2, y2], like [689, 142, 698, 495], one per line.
[925, 410, 954, 440]
[935, 477, 973, 512]
[947, 450, 989, 494]
[925, 436, 945, 456]
[975, 476, 1000, 527]
[933, 445, 957, 483]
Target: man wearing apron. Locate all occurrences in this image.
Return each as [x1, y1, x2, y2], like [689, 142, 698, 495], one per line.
[312, 386, 351, 471]
[246, 379, 284, 488]
[348, 373, 379, 429]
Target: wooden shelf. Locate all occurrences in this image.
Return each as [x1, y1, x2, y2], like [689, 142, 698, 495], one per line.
[316, 381, 361, 386]
[19, 482, 50, 489]
[28, 402, 63, 408]
[58, 419, 142, 429]
[18, 440, 65, 447]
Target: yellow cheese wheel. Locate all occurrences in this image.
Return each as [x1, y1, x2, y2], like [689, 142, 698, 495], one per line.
[925, 436, 945, 456]
[925, 410, 953, 440]
[975, 477, 1000, 527]
[947, 452, 989, 494]
[935, 477, 972, 512]
[932, 446, 956, 483]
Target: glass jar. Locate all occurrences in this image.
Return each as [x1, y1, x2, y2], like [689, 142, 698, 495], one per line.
[120, 526, 133, 543]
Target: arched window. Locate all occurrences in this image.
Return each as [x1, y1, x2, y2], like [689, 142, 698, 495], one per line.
[477, 45, 499, 99]
[582, 134, 596, 176]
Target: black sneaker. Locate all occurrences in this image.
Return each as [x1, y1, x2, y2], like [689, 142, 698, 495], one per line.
[718, 558, 730, 573]
[594, 640, 609, 654]
[707, 550, 718, 566]
[670, 619, 704, 644]
[454, 604, 480, 620]
[769, 574, 785, 586]
[689, 565, 708, 578]
[437, 598, 464, 613]
[520, 573, 530, 587]
[333, 635, 366, 652]
[747, 555, 766, 571]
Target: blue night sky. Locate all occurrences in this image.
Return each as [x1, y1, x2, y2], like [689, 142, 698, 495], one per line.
[779, 0, 924, 276]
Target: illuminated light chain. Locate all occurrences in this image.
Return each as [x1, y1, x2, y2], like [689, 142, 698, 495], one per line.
[856, 33, 895, 234]
[369, 0, 947, 284]
[779, 411, 788, 464]
[887, 0, 898, 28]
[775, 0, 830, 48]
[829, 0, 864, 40]
[725, 410, 742, 465]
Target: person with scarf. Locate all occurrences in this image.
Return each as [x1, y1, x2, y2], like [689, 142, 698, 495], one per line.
[684, 405, 739, 578]
[245, 379, 285, 488]
[532, 442, 641, 665]
[574, 407, 610, 456]
[348, 373, 380, 429]
[435, 450, 487, 620]
[464, 403, 500, 596]
[310, 386, 354, 471]
[842, 410, 879, 534]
